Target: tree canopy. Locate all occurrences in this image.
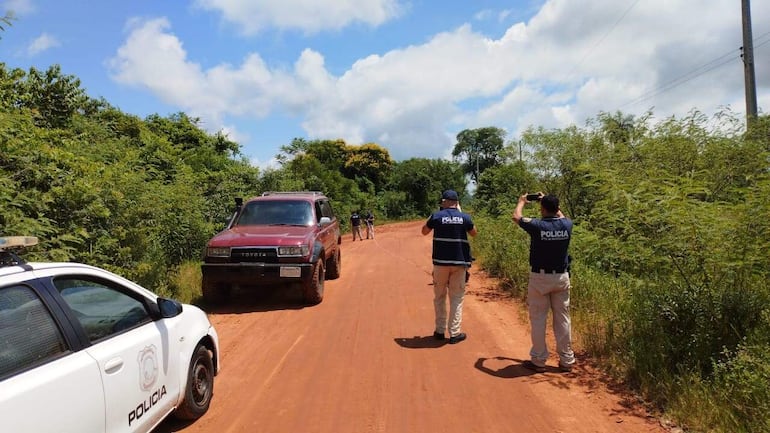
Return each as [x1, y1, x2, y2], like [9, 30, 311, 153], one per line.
[452, 126, 506, 184]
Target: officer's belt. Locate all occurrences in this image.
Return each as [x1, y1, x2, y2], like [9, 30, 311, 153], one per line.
[531, 267, 567, 274]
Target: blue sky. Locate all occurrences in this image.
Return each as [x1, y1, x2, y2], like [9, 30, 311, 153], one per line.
[2, 0, 769, 168]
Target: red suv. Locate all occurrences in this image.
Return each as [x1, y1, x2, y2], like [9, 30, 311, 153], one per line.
[201, 191, 341, 305]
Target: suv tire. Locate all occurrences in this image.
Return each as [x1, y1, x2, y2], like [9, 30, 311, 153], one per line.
[326, 248, 341, 280]
[302, 259, 325, 305]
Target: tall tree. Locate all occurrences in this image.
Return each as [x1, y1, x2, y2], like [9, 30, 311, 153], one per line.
[343, 142, 393, 192]
[278, 138, 348, 170]
[474, 161, 537, 216]
[452, 127, 506, 184]
[22, 65, 88, 129]
[387, 158, 466, 216]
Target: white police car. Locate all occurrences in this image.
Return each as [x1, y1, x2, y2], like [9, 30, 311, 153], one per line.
[0, 237, 220, 433]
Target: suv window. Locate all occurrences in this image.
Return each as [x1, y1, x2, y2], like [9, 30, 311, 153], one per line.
[237, 200, 314, 226]
[319, 200, 335, 219]
[54, 277, 151, 343]
[0, 285, 67, 379]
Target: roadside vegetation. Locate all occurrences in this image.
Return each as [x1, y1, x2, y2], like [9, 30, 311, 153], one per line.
[2, 60, 768, 432]
[472, 111, 770, 433]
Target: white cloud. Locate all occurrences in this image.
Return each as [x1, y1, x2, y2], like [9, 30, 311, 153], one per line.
[218, 124, 247, 146]
[3, 0, 35, 16]
[27, 32, 59, 56]
[110, 18, 232, 124]
[497, 9, 512, 22]
[250, 156, 282, 171]
[193, 0, 403, 35]
[109, 0, 770, 161]
[475, 8, 513, 23]
[474, 9, 494, 21]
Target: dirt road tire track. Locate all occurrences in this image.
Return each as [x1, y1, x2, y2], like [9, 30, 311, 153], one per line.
[156, 220, 664, 433]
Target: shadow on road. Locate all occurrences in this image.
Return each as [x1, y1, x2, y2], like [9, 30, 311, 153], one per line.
[153, 417, 194, 433]
[474, 356, 557, 378]
[196, 286, 309, 314]
[393, 335, 447, 349]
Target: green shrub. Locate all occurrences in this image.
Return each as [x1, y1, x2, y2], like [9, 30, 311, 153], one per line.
[472, 214, 529, 297]
[167, 260, 203, 304]
[710, 341, 770, 433]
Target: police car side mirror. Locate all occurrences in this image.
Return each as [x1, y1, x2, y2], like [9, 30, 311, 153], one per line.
[157, 298, 183, 318]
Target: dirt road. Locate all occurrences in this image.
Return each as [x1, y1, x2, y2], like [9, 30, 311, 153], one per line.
[157, 221, 664, 433]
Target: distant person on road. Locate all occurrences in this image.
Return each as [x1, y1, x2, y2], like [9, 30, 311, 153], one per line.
[365, 210, 375, 239]
[513, 192, 575, 373]
[422, 190, 477, 344]
[350, 210, 363, 241]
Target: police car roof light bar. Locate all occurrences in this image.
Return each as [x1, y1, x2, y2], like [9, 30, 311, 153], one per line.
[0, 236, 39, 268]
[0, 236, 39, 250]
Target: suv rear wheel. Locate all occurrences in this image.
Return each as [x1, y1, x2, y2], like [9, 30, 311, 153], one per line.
[302, 259, 325, 305]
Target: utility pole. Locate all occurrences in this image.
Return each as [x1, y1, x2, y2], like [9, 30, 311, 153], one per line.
[741, 0, 758, 125]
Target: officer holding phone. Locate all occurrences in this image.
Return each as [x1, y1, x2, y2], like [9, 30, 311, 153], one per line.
[513, 192, 576, 373]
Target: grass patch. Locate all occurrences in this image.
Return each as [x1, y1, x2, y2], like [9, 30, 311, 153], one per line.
[167, 260, 203, 305]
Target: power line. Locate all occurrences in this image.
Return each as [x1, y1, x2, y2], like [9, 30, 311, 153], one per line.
[755, 38, 770, 49]
[618, 54, 736, 109]
[618, 30, 770, 110]
[566, 0, 641, 80]
[751, 30, 770, 50]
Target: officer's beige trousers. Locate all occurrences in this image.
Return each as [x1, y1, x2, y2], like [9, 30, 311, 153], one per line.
[432, 265, 467, 337]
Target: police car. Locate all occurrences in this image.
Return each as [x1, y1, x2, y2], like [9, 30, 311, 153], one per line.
[0, 237, 220, 433]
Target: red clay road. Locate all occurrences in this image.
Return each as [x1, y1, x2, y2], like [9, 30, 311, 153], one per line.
[156, 221, 665, 433]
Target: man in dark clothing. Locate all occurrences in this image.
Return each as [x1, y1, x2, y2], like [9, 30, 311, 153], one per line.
[422, 190, 477, 344]
[365, 210, 375, 239]
[350, 211, 363, 241]
[513, 192, 575, 373]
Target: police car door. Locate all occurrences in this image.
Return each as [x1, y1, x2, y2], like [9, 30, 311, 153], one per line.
[0, 279, 105, 433]
[51, 274, 181, 433]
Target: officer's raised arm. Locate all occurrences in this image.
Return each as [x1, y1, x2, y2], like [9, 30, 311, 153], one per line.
[513, 194, 528, 224]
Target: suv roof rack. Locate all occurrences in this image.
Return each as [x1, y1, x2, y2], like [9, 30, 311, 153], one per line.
[261, 191, 324, 196]
[0, 236, 38, 268]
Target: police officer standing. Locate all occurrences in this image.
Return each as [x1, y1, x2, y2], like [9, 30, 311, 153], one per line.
[364, 210, 375, 239]
[422, 190, 477, 344]
[350, 210, 363, 241]
[513, 192, 575, 372]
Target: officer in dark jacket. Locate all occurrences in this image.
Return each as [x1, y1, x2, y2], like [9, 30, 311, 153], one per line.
[513, 192, 575, 373]
[364, 210, 375, 239]
[350, 210, 363, 241]
[422, 190, 477, 344]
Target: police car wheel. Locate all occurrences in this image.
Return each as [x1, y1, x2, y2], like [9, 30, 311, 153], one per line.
[174, 344, 215, 420]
